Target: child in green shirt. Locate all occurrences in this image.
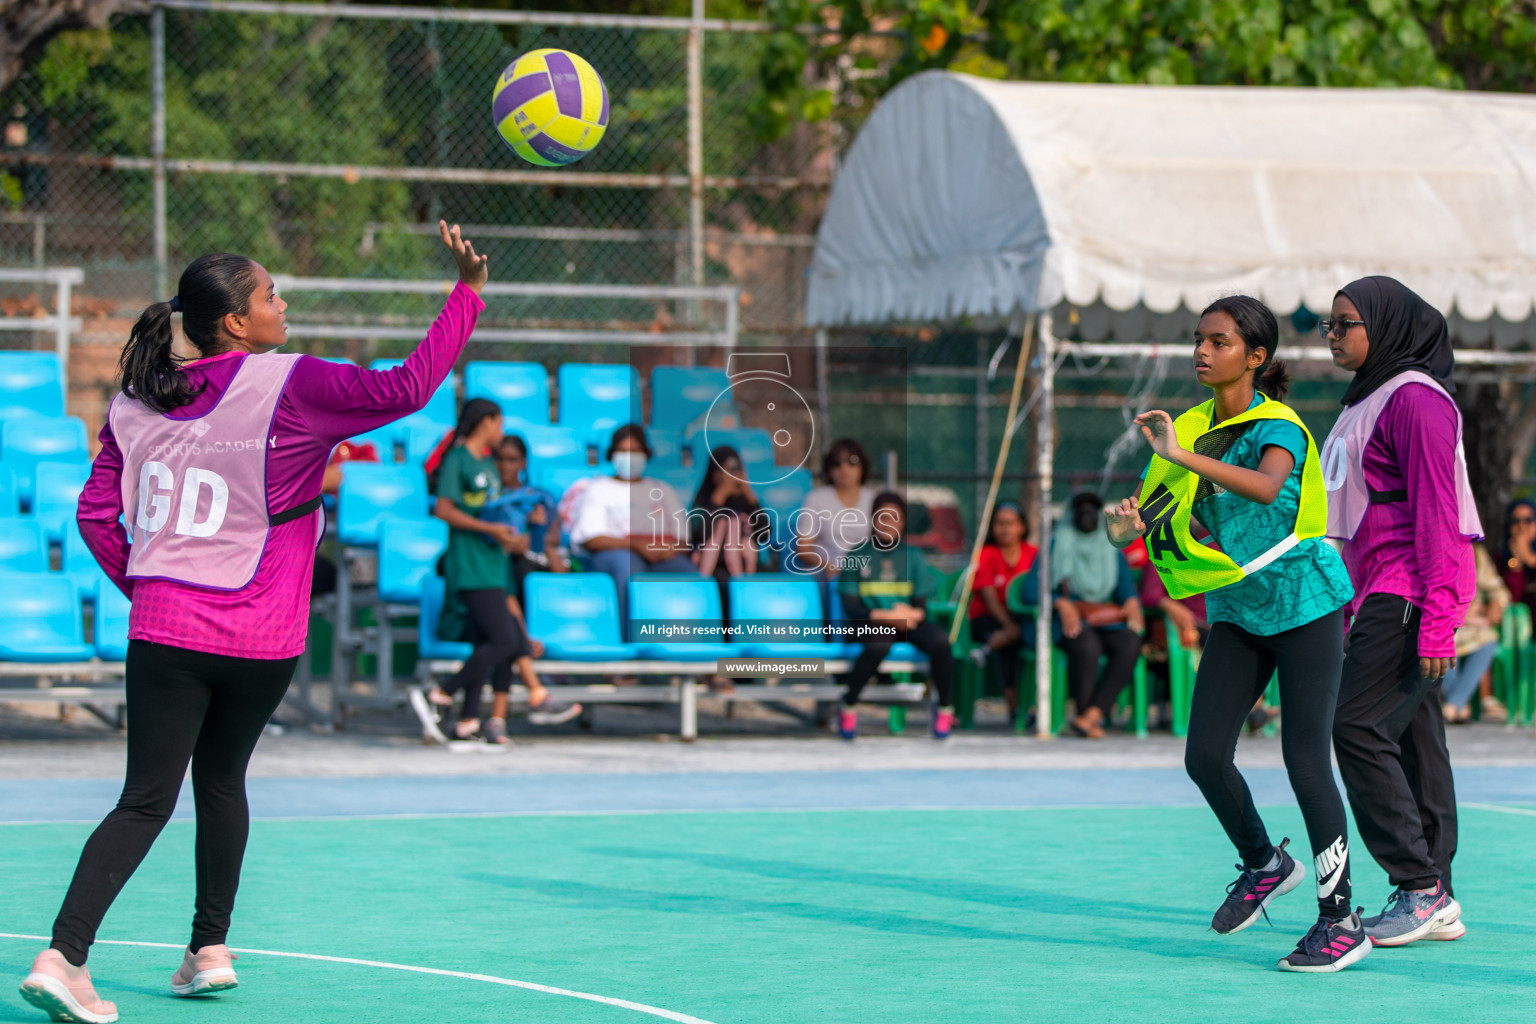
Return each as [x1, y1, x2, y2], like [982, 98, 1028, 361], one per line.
[835, 491, 956, 740]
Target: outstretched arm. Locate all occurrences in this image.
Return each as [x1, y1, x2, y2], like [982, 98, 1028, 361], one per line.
[1135, 410, 1294, 506]
[285, 222, 489, 444]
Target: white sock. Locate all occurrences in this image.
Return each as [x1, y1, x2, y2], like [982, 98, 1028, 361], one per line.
[1259, 848, 1282, 872]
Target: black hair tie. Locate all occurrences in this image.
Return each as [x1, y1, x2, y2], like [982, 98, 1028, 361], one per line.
[168, 295, 182, 312]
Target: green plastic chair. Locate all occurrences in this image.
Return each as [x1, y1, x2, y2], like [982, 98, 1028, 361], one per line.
[1500, 603, 1536, 727]
[1005, 574, 1147, 738]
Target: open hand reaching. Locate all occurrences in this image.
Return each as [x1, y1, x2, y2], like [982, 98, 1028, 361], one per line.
[1133, 409, 1184, 464]
[440, 220, 489, 293]
[1103, 496, 1146, 548]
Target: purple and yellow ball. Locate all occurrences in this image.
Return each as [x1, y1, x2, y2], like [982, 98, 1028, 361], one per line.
[492, 49, 610, 167]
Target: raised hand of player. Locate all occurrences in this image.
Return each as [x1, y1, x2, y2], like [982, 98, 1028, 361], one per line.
[440, 220, 488, 294]
[1134, 409, 1185, 465]
[1103, 496, 1146, 548]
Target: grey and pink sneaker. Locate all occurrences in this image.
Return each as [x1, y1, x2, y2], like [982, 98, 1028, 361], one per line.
[1363, 883, 1460, 947]
[19, 949, 119, 1023]
[1211, 838, 1306, 935]
[838, 707, 858, 740]
[1277, 912, 1372, 973]
[931, 706, 955, 739]
[170, 944, 239, 997]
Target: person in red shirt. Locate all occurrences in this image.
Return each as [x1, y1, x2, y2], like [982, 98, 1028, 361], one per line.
[967, 501, 1038, 723]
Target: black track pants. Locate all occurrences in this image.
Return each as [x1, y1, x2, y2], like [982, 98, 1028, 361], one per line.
[1332, 594, 1457, 894]
[51, 640, 296, 965]
[1184, 610, 1353, 919]
[441, 588, 532, 722]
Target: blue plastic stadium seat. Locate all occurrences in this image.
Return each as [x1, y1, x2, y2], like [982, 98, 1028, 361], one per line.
[2, 416, 89, 509]
[728, 576, 855, 658]
[62, 520, 110, 600]
[692, 427, 777, 469]
[649, 367, 732, 433]
[350, 424, 401, 463]
[649, 463, 704, 503]
[0, 519, 48, 573]
[336, 463, 429, 547]
[0, 352, 65, 421]
[368, 359, 457, 432]
[405, 422, 451, 470]
[418, 575, 473, 661]
[378, 518, 449, 604]
[33, 460, 90, 543]
[532, 463, 605, 498]
[524, 572, 638, 660]
[629, 574, 741, 658]
[752, 467, 813, 548]
[557, 363, 639, 431]
[642, 428, 686, 464]
[0, 463, 20, 518]
[518, 424, 587, 465]
[93, 578, 131, 661]
[465, 361, 551, 424]
[0, 572, 93, 661]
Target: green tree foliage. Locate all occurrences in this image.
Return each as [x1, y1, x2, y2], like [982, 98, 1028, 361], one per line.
[757, 0, 1536, 140]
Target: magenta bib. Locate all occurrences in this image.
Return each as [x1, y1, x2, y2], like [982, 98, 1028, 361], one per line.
[110, 353, 305, 590]
[1319, 370, 1481, 542]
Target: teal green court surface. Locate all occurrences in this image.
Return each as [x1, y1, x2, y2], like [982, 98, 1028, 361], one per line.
[4, 795, 1535, 1023]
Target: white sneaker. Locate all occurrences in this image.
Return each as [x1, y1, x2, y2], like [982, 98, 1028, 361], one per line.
[170, 944, 239, 996]
[1426, 899, 1465, 940]
[408, 687, 448, 745]
[528, 701, 582, 726]
[20, 949, 119, 1023]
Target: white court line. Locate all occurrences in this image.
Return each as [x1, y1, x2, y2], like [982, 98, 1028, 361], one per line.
[0, 803, 1207, 827]
[1462, 802, 1536, 818]
[0, 933, 719, 1024]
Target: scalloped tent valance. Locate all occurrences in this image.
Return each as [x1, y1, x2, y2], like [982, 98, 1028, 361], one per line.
[806, 73, 1536, 343]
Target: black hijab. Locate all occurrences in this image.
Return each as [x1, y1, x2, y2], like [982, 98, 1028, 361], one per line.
[1337, 276, 1455, 407]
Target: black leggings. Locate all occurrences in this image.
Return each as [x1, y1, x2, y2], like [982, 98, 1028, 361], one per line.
[1057, 625, 1140, 718]
[1184, 610, 1352, 919]
[441, 588, 532, 722]
[840, 620, 955, 708]
[971, 615, 1023, 698]
[51, 640, 296, 965]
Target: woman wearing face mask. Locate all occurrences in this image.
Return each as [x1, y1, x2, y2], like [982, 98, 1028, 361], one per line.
[569, 423, 695, 626]
[1319, 276, 1480, 948]
[1105, 295, 1362, 973]
[1053, 491, 1143, 740]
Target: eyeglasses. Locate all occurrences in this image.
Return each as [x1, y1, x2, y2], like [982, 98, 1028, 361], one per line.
[493, 455, 520, 464]
[1513, 516, 1536, 525]
[1317, 318, 1366, 339]
[829, 457, 860, 468]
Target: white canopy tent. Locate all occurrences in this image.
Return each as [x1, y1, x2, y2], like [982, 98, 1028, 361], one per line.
[805, 72, 1536, 736]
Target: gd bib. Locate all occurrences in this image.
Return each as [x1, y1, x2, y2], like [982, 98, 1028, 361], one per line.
[1139, 395, 1328, 599]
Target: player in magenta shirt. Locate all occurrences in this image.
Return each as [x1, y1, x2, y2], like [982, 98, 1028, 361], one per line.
[1321, 275, 1479, 949]
[19, 223, 487, 1024]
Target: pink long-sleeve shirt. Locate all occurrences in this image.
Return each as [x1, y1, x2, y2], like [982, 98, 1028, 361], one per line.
[1341, 383, 1476, 658]
[78, 282, 485, 659]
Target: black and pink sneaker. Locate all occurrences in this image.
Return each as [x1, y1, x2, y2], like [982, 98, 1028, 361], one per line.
[1277, 912, 1372, 973]
[1211, 837, 1306, 935]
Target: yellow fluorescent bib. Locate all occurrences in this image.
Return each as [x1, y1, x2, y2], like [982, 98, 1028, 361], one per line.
[1139, 394, 1328, 599]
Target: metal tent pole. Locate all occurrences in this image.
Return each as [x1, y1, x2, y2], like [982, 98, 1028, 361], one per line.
[1034, 311, 1056, 739]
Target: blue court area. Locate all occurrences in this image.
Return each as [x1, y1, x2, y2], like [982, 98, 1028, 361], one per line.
[3, 767, 1535, 1024]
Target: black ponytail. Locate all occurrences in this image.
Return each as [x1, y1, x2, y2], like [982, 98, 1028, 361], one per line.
[1201, 294, 1289, 402]
[120, 252, 260, 412]
[426, 398, 502, 493]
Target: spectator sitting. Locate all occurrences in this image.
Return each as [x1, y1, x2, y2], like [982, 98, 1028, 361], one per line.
[483, 433, 567, 601]
[1443, 542, 1511, 723]
[689, 445, 767, 579]
[966, 501, 1038, 723]
[570, 423, 696, 626]
[1053, 491, 1143, 739]
[1501, 498, 1536, 620]
[794, 437, 877, 578]
[834, 491, 957, 741]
